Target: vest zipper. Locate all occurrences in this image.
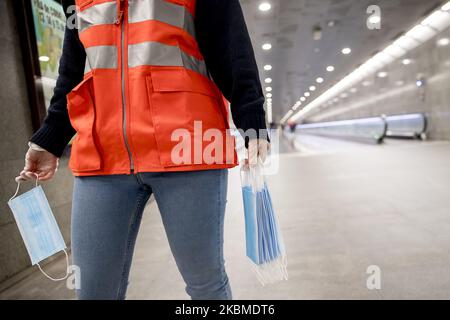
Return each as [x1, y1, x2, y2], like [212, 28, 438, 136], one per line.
[116, 0, 134, 173]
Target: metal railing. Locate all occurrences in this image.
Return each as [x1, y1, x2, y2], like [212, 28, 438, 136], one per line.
[295, 116, 387, 143]
[385, 113, 427, 140]
[294, 113, 428, 142]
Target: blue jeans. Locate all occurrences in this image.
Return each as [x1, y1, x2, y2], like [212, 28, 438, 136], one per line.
[71, 169, 231, 300]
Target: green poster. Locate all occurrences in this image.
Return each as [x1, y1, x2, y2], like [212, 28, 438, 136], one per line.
[31, 0, 65, 110]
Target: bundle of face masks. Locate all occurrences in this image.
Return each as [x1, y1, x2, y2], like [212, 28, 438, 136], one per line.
[240, 163, 288, 285]
[7, 175, 69, 281]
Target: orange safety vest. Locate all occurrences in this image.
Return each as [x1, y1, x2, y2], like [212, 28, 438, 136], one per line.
[67, 0, 238, 176]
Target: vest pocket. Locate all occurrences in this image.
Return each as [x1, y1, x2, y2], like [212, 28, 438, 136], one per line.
[146, 68, 233, 167]
[67, 74, 102, 172]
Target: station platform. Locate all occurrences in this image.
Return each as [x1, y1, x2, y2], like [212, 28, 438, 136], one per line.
[1, 135, 450, 299]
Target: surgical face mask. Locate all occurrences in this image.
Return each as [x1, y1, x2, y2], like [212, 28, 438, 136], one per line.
[8, 174, 69, 281]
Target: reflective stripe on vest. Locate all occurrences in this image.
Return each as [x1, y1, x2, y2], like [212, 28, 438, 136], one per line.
[85, 45, 118, 69]
[84, 59, 91, 74]
[77, 0, 204, 76]
[128, 0, 195, 38]
[78, 0, 195, 37]
[128, 42, 207, 76]
[83, 42, 206, 76]
[77, 1, 117, 32]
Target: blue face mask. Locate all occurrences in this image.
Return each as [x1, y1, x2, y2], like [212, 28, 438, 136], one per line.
[8, 175, 69, 281]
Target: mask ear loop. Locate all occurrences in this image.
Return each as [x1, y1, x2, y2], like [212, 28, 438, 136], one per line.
[9, 173, 70, 281]
[37, 249, 70, 281]
[9, 173, 39, 202]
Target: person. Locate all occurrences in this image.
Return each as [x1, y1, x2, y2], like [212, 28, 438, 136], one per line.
[16, 0, 269, 300]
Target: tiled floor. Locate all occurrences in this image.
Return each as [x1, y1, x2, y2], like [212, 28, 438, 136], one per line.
[1, 137, 450, 299]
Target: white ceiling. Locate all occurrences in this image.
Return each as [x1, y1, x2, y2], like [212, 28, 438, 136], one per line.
[240, 0, 445, 123]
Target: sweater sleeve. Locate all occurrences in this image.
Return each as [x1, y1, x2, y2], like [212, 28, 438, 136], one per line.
[29, 0, 86, 157]
[195, 0, 269, 145]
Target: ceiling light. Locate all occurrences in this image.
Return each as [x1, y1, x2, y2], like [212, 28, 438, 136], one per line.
[377, 71, 388, 78]
[262, 43, 272, 50]
[293, 102, 301, 110]
[362, 80, 371, 86]
[258, 2, 271, 11]
[327, 20, 335, 27]
[395, 80, 405, 86]
[341, 47, 352, 55]
[265, 87, 272, 92]
[266, 93, 272, 98]
[326, 65, 335, 72]
[402, 58, 412, 65]
[437, 38, 450, 46]
[393, 36, 420, 51]
[316, 77, 324, 83]
[265, 78, 272, 83]
[39, 56, 50, 62]
[309, 86, 316, 91]
[264, 64, 272, 71]
[267, 98, 272, 102]
[421, 11, 448, 28]
[372, 51, 395, 66]
[350, 88, 358, 93]
[384, 44, 407, 58]
[304, 92, 310, 97]
[406, 25, 436, 42]
[340, 93, 348, 98]
[300, 97, 306, 102]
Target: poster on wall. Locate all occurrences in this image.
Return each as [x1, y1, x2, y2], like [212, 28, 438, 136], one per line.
[30, 0, 65, 110]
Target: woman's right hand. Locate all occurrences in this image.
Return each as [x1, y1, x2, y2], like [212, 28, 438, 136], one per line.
[15, 148, 59, 182]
